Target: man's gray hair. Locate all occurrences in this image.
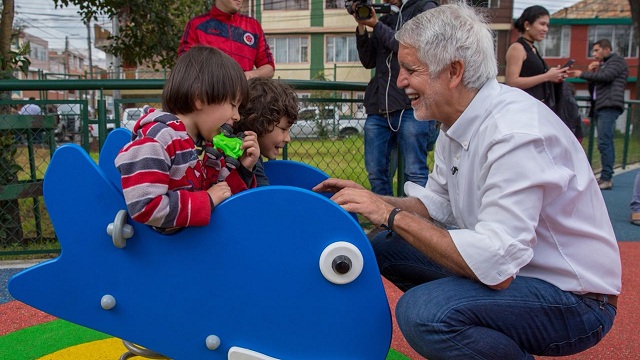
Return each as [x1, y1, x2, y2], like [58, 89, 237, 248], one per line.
[396, 1, 498, 90]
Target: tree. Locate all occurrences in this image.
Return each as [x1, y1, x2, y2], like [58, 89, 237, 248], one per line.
[0, 0, 14, 71]
[53, 0, 213, 69]
[0, 0, 32, 245]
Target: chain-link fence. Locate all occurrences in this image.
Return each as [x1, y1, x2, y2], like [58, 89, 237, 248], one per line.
[576, 98, 640, 172]
[1, 80, 639, 257]
[0, 109, 57, 256]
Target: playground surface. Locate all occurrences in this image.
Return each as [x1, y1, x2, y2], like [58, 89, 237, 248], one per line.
[1, 169, 639, 359]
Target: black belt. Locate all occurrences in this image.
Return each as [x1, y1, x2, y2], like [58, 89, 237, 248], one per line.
[582, 293, 618, 307]
[378, 109, 404, 117]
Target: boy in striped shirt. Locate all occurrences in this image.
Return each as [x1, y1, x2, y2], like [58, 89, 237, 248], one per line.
[115, 46, 259, 233]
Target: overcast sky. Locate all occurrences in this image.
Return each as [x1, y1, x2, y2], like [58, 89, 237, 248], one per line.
[13, 0, 584, 67]
[14, 0, 107, 65]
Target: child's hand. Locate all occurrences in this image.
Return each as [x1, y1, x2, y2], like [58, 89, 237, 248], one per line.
[239, 131, 260, 170]
[207, 182, 232, 208]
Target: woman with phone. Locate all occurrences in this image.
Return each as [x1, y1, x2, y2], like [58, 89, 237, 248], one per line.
[505, 5, 570, 105]
[505, 5, 582, 141]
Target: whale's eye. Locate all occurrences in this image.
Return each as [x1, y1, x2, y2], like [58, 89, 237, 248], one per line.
[319, 241, 363, 284]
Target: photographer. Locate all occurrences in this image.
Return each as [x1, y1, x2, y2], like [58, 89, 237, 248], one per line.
[353, 0, 438, 196]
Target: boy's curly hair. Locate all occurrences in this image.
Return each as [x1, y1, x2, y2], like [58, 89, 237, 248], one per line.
[236, 77, 298, 136]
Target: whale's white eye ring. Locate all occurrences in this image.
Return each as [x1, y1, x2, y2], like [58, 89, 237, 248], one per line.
[319, 241, 364, 284]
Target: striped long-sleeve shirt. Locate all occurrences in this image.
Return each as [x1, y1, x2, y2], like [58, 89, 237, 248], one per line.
[115, 108, 254, 230]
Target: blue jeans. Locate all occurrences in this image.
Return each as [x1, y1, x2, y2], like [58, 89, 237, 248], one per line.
[364, 109, 437, 195]
[596, 108, 622, 181]
[372, 232, 617, 359]
[631, 170, 640, 212]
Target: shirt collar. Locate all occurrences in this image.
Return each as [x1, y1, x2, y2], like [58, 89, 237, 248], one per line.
[210, 5, 235, 21]
[444, 79, 500, 151]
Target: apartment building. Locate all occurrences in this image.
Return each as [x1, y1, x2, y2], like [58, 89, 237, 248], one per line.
[258, 0, 514, 82]
[14, 32, 92, 101]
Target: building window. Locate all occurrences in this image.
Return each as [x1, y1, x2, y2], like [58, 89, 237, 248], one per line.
[540, 25, 571, 58]
[268, 37, 309, 63]
[326, 36, 359, 63]
[326, 0, 339, 9]
[468, 0, 500, 7]
[29, 43, 48, 62]
[587, 25, 638, 58]
[264, 0, 308, 10]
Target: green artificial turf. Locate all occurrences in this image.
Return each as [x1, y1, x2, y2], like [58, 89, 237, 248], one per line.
[0, 319, 110, 360]
[0, 318, 411, 359]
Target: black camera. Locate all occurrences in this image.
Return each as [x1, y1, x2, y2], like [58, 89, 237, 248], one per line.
[345, 0, 391, 20]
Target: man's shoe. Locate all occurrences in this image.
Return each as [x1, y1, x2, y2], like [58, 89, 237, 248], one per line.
[597, 178, 613, 190]
[631, 212, 640, 226]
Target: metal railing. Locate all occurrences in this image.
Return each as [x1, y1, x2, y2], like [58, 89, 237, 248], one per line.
[1, 79, 639, 257]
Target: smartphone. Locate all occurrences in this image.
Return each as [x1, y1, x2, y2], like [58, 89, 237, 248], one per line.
[563, 59, 575, 68]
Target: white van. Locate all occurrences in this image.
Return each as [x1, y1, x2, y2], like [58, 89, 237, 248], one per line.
[89, 107, 145, 139]
[289, 106, 365, 139]
[121, 107, 145, 131]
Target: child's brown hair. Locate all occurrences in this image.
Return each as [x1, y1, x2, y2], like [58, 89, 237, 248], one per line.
[235, 77, 298, 136]
[163, 45, 248, 115]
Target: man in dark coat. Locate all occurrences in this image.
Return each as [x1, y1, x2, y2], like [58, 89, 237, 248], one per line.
[354, 0, 438, 196]
[571, 39, 628, 190]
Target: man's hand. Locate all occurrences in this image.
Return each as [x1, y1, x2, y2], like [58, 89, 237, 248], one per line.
[355, 12, 378, 28]
[487, 276, 514, 290]
[568, 69, 582, 78]
[312, 178, 366, 194]
[239, 131, 260, 170]
[314, 178, 393, 224]
[350, 1, 378, 29]
[587, 61, 600, 71]
[245, 64, 275, 80]
[330, 187, 395, 227]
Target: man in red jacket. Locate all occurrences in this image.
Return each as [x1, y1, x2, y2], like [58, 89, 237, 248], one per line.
[179, 0, 275, 79]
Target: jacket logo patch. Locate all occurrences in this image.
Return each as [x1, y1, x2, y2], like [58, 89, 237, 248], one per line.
[243, 33, 255, 46]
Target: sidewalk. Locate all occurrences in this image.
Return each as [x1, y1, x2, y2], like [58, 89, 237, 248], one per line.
[599, 166, 640, 241]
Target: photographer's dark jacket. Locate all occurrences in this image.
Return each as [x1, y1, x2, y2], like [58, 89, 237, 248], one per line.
[356, 0, 438, 115]
[580, 53, 628, 113]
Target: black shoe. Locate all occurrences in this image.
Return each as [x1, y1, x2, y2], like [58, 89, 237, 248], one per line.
[597, 178, 613, 190]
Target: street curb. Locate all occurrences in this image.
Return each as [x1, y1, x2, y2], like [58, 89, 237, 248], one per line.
[0, 260, 45, 269]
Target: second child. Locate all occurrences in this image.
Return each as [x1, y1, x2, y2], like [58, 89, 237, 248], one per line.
[235, 77, 299, 186]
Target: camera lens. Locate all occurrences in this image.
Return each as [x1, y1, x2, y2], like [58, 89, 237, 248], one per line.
[356, 5, 371, 19]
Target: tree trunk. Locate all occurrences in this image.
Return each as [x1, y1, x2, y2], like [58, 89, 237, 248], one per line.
[0, 0, 14, 58]
[0, 0, 24, 247]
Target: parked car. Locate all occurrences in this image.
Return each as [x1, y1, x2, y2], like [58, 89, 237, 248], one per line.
[89, 107, 144, 139]
[121, 107, 145, 131]
[290, 106, 365, 139]
[54, 103, 81, 143]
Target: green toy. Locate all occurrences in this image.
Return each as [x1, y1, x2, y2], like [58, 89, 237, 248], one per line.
[213, 124, 244, 159]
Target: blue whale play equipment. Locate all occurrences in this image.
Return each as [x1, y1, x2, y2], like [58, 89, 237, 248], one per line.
[8, 131, 392, 359]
